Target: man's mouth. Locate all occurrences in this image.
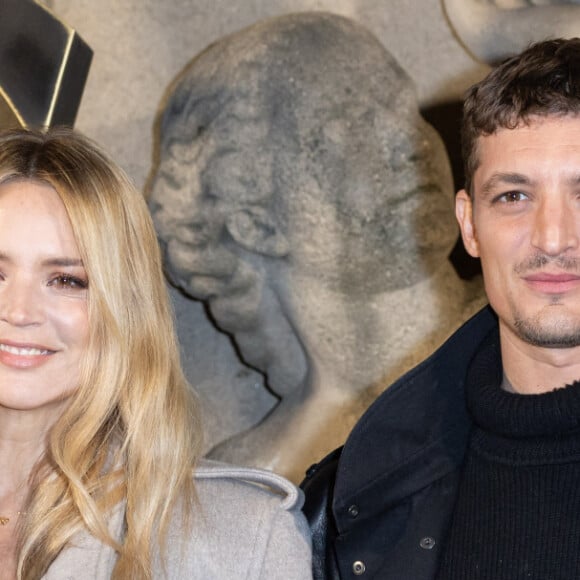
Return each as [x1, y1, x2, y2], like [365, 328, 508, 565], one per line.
[523, 272, 580, 293]
[525, 273, 580, 282]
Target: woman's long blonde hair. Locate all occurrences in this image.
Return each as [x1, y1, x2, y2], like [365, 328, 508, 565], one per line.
[0, 127, 202, 579]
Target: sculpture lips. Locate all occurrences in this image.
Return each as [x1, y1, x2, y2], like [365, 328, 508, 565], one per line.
[183, 274, 226, 299]
[166, 238, 238, 296]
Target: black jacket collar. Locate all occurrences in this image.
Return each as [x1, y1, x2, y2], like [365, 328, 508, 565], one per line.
[332, 305, 498, 531]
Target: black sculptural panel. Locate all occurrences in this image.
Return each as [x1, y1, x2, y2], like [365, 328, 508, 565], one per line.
[0, 0, 92, 128]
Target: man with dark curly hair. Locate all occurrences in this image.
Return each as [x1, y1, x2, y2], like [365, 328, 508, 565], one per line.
[303, 37, 580, 580]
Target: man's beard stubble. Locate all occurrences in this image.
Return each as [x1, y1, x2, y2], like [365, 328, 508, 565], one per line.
[513, 253, 580, 348]
[514, 311, 580, 348]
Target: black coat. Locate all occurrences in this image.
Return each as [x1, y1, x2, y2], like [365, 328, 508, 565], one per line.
[301, 306, 498, 579]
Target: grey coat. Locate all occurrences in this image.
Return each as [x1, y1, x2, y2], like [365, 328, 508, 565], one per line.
[43, 460, 313, 579]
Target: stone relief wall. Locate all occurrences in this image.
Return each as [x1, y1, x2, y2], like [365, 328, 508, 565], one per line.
[35, 0, 574, 480]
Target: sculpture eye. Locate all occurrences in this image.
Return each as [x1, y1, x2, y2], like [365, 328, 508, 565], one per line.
[159, 166, 183, 191]
[167, 139, 198, 164]
[386, 129, 426, 171]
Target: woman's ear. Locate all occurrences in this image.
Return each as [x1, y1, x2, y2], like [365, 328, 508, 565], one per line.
[455, 189, 480, 258]
[225, 208, 290, 257]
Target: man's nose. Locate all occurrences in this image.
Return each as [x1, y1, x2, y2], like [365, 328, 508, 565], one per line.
[531, 196, 580, 256]
[0, 279, 44, 327]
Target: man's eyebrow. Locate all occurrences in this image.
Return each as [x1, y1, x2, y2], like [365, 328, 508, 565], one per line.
[479, 172, 580, 197]
[480, 172, 532, 197]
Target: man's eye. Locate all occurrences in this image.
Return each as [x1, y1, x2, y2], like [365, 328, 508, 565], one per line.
[496, 191, 528, 203]
[49, 275, 88, 290]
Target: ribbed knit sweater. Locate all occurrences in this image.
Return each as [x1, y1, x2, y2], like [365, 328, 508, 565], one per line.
[436, 331, 580, 580]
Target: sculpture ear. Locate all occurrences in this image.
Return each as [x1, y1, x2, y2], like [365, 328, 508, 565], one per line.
[226, 208, 289, 257]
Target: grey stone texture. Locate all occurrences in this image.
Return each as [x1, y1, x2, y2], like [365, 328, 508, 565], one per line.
[43, 0, 492, 479]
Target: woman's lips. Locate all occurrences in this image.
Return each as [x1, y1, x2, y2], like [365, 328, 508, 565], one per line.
[0, 341, 55, 369]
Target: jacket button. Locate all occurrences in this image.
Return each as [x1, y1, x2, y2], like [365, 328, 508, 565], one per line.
[352, 560, 366, 575]
[419, 536, 436, 550]
[348, 504, 359, 518]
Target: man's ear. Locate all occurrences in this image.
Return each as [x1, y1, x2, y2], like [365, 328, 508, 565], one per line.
[455, 189, 480, 258]
[225, 208, 289, 257]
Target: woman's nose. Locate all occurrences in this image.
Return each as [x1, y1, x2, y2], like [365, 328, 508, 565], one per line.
[0, 280, 43, 327]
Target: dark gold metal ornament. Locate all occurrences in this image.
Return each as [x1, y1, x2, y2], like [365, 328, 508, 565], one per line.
[0, 0, 93, 128]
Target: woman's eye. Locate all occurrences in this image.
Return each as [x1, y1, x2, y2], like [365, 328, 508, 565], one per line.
[49, 274, 88, 290]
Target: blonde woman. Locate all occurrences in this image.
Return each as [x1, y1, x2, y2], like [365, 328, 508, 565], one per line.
[0, 126, 311, 579]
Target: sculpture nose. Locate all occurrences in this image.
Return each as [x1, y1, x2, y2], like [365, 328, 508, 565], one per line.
[149, 169, 221, 248]
[172, 219, 216, 247]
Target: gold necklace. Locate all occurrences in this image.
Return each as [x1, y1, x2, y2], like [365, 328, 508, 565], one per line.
[0, 512, 25, 525]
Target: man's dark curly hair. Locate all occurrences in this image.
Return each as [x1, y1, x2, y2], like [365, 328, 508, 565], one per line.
[462, 38, 580, 194]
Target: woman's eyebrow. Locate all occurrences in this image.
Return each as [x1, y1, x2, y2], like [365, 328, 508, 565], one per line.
[0, 253, 84, 267]
[41, 257, 84, 268]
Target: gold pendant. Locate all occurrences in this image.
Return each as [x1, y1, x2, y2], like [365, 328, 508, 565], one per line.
[0, 517, 9, 525]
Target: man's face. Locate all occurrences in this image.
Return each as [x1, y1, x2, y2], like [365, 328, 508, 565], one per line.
[457, 114, 580, 349]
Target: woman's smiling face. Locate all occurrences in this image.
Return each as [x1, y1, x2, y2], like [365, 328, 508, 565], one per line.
[0, 179, 89, 416]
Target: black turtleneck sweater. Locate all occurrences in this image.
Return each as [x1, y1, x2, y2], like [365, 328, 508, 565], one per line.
[436, 331, 580, 580]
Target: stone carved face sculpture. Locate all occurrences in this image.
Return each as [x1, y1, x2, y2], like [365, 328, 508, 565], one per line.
[149, 13, 456, 351]
[149, 13, 459, 477]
